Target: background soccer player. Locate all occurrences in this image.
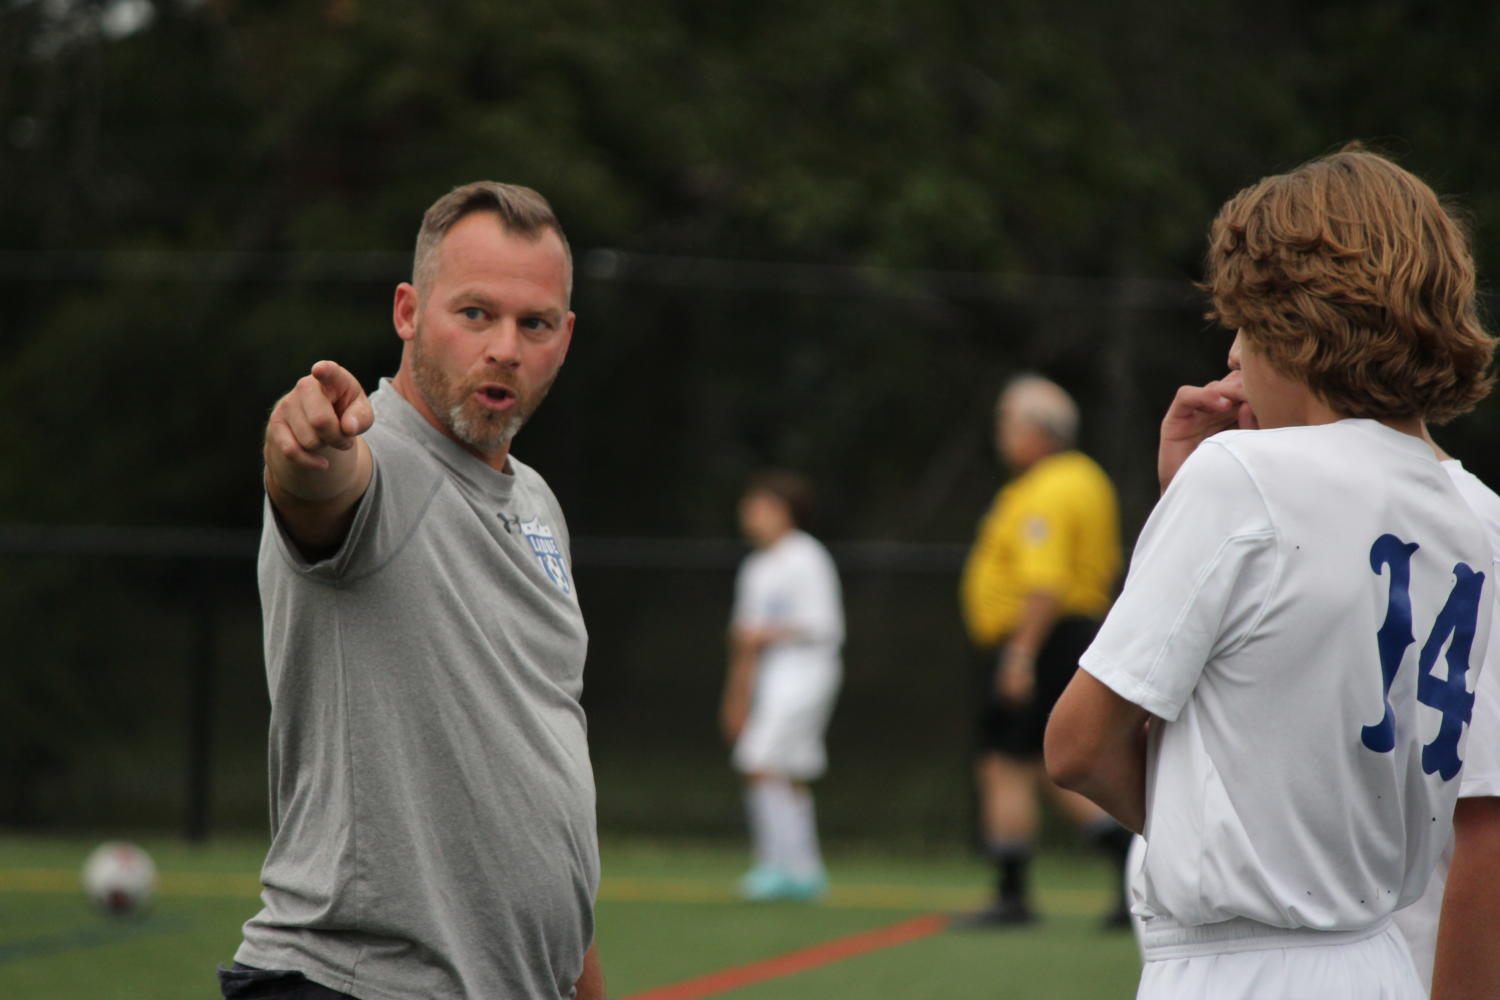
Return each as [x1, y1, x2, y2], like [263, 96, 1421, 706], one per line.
[720, 471, 844, 902]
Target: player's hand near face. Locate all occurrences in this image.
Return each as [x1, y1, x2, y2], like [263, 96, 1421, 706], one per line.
[1157, 371, 1256, 493]
[263, 360, 376, 556]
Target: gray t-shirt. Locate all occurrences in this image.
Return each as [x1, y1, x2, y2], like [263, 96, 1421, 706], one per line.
[238, 381, 598, 1000]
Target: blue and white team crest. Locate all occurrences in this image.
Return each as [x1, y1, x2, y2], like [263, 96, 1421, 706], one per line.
[522, 518, 572, 595]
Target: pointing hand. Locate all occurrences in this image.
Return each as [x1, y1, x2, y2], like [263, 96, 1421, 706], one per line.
[265, 361, 375, 473]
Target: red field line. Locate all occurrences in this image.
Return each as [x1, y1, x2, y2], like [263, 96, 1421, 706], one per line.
[619, 912, 950, 1000]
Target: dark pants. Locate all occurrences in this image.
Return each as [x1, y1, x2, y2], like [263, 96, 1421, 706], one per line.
[218, 963, 360, 1000]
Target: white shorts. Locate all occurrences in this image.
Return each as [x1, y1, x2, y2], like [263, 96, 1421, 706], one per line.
[1138, 919, 1424, 1000]
[733, 661, 840, 780]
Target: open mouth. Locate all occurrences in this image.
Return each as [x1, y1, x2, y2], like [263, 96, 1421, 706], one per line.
[476, 384, 517, 409]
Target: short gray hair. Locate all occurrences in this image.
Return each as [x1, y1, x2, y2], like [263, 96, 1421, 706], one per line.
[999, 374, 1079, 446]
[412, 181, 572, 298]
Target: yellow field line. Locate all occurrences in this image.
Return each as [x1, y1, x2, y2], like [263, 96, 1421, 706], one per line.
[0, 869, 262, 897]
[597, 876, 1110, 913]
[0, 869, 1111, 914]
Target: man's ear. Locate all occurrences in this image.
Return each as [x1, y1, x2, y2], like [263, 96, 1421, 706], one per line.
[393, 283, 419, 342]
[556, 311, 577, 365]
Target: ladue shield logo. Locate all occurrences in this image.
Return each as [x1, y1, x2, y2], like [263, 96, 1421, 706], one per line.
[521, 517, 572, 595]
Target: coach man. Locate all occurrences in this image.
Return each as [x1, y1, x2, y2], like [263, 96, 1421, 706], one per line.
[221, 183, 603, 999]
[957, 375, 1129, 926]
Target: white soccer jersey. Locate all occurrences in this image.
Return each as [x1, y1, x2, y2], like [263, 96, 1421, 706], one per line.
[1083, 420, 1492, 938]
[1392, 459, 1500, 990]
[731, 530, 844, 779]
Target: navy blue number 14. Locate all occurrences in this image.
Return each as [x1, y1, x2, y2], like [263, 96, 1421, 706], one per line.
[1362, 533, 1483, 780]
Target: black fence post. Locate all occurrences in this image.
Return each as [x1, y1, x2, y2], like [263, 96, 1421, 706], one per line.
[185, 568, 215, 843]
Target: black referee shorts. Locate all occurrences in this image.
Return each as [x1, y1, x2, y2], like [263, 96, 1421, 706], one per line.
[973, 615, 1100, 759]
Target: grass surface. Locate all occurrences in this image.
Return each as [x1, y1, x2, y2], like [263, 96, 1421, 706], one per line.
[0, 833, 1140, 999]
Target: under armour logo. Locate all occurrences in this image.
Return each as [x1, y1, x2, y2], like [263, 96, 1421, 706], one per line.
[497, 512, 522, 533]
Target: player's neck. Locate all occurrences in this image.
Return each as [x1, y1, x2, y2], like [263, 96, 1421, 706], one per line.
[1264, 396, 1426, 443]
[1376, 414, 1426, 441]
[1420, 424, 1452, 461]
[1255, 385, 1346, 430]
[752, 525, 795, 550]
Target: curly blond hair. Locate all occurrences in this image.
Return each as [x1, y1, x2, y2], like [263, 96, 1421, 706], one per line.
[1203, 145, 1494, 424]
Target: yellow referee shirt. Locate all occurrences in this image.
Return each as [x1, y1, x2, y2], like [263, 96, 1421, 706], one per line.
[959, 450, 1121, 649]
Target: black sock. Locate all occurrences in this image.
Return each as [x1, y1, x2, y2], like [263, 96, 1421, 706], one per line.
[1086, 821, 1132, 910]
[992, 845, 1031, 904]
[1090, 823, 1132, 868]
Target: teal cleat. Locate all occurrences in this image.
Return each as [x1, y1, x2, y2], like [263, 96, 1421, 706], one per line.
[777, 872, 828, 902]
[739, 867, 828, 902]
[738, 866, 786, 901]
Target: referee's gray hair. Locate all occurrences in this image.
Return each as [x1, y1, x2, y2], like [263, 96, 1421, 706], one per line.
[412, 181, 573, 299]
[998, 375, 1079, 447]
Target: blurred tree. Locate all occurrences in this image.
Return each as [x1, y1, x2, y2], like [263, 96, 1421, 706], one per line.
[4, 0, 1496, 539]
[5, 0, 1500, 834]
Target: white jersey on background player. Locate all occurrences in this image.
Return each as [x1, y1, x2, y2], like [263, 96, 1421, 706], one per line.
[731, 529, 844, 779]
[1391, 458, 1500, 991]
[1083, 420, 1491, 997]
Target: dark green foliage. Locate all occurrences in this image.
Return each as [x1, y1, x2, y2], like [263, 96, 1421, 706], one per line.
[3, 0, 1500, 834]
[5, 0, 1499, 533]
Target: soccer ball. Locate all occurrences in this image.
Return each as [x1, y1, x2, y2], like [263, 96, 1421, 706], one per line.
[81, 841, 157, 915]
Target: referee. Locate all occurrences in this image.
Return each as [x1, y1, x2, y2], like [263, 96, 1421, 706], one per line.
[956, 374, 1129, 928]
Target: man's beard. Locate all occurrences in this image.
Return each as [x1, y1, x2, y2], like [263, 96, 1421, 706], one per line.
[410, 329, 553, 452]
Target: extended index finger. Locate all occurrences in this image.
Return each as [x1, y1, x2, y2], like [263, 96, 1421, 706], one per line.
[310, 360, 359, 400]
[309, 360, 373, 436]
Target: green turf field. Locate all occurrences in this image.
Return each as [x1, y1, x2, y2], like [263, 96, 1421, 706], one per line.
[0, 834, 1140, 999]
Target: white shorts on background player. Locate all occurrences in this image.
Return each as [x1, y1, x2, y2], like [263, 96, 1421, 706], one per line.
[731, 530, 844, 780]
[1391, 458, 1500, 990]
[1080, 420, 1492, 999]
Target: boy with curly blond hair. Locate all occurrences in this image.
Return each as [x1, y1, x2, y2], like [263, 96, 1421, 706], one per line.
[1045, 146, 1496, 999]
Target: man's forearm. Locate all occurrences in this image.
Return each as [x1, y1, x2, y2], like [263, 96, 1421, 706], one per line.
[264, 446, 372, 556]
[1002, 593, 1062, 665]
[262, 362, 376, 554]
[997, 591, 1060, 701]
[265, 434, 370, 505]
[1007, 591, 1060, 656]
[724, 645, 757, 701]
[574, 941, 605, 1000]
